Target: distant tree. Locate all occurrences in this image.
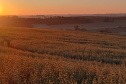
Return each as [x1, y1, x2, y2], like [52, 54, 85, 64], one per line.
[104, 17, 114, 22]
[74, 25, 80, 30]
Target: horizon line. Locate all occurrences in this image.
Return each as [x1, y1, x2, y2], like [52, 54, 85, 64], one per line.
[1, 13, 126, 16]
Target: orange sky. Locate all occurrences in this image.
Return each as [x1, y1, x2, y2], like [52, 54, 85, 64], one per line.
[0, 0, 126, 15]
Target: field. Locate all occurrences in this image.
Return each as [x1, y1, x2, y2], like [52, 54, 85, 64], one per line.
[0, 26, 126, 84]
[33, 19, 126, 35]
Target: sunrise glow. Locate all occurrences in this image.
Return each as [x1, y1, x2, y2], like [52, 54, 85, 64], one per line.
[0, 5, 2, 15]
[0, 0, 126, 15]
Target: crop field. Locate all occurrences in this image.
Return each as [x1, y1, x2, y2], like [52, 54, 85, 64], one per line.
[0, 26, 126, 84]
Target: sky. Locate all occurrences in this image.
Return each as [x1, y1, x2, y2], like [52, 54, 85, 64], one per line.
[0, 0, 126, 15]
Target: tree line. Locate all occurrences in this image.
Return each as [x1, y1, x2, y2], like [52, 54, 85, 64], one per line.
[0, 15, 126, 27]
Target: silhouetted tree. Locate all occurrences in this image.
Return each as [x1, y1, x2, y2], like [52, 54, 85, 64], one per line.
[74, 25, 80, 30]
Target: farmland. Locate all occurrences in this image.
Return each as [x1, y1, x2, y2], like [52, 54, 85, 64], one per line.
[0, 26, 126, 84]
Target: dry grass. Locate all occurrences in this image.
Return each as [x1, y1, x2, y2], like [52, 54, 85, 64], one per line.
[0, 26, 126, 84]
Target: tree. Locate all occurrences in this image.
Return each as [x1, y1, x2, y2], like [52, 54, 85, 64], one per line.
[74, 25, 80, 30]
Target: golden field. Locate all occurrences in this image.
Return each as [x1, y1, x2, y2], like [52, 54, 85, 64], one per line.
[0, 26, 126, 84]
